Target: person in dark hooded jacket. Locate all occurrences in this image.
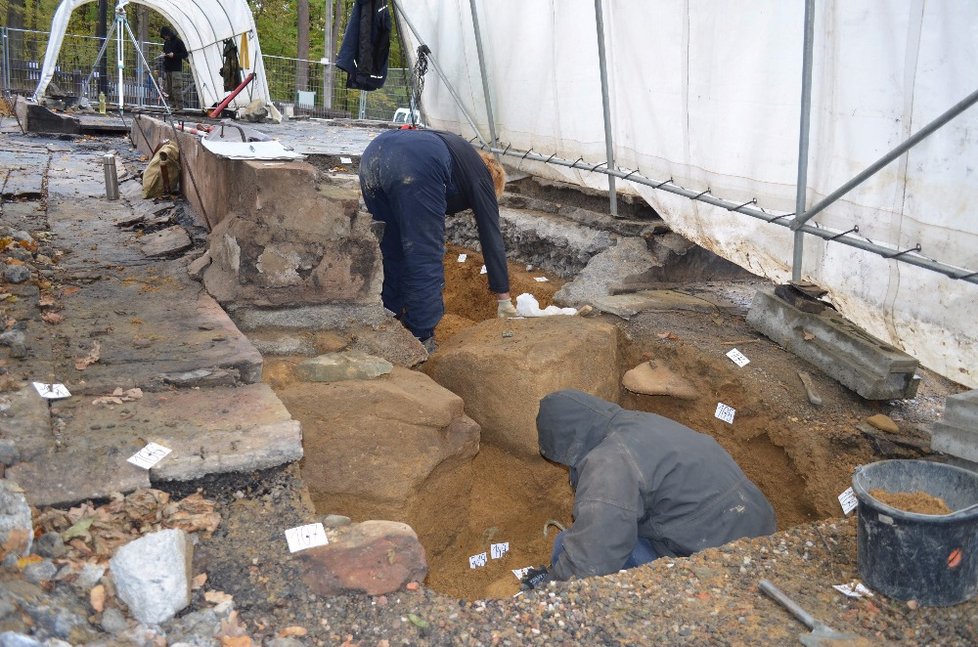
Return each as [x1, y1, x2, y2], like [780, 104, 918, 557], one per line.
[526, 389, 776, 586]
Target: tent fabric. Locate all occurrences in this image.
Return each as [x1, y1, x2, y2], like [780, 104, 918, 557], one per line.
[395, 0, 978, 388]
[35, 0, 270, 110]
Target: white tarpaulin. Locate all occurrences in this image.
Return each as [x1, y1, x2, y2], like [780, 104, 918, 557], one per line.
[396, 0, 978, 388]
[34, 0, 270, 110]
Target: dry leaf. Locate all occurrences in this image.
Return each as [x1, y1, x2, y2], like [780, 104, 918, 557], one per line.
[61, 286, 81, 297]
[37, 293, 56, 307]
[205, 590, 234, 605]
[42, 311, 64, 325]
[16, 554, 43, 569]
[219, 610, 249, 638]
[220, 637, 253, 647]
[803, 331, 816, 341]
[656, 331, 679, 341]
[278, 626, 308, 638]
[5, 258, 24, 266]
[90, 584, 106, 612]
[192, 573, 208, 590]
[75, 341, 101, 370]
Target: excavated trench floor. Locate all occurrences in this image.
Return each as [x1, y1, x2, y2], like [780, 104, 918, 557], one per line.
[264, 238, 913, 600]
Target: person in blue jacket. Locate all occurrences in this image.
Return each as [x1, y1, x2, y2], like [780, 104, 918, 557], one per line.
[359, 129, 517, 351]
[522, 390, 776, 589]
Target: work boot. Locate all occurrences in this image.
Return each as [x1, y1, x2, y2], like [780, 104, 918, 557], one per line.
[421, 336, 436, 354]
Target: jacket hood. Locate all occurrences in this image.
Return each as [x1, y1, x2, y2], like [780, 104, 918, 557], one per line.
[536, 390, 621, 467]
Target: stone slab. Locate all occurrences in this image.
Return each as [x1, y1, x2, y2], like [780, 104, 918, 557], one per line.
[944, 389, 978, 430]
[931, 422, 978, 464]
[139, 226, 192, 257]
[746, 289, 920, 400]
[592, 289, 719, 320]
[0, 386, 51, 464]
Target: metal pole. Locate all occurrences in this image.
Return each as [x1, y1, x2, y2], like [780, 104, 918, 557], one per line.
[791, 0, 816, 281]
[792, 86, 978, 230]
[483, 143, 978, 285]
[358, 90, 367, 119]
[1, 28, 10, 94]
[594, 0, 618, 217]
[467, 0, 499, 149]
[390, 0, 488, 146]
[115, 8, 124, 110]
[323, 0, 335, 111]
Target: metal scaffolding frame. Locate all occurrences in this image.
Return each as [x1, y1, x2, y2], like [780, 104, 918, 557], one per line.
[391, 0, 978, 287]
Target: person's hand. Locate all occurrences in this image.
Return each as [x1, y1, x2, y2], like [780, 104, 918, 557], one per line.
[520, 566, 552, 591]
[497, 298, 518, 318]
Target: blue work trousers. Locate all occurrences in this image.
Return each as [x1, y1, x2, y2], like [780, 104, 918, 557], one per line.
[359, 130, 451, 340]
[550, 530, 659, 572]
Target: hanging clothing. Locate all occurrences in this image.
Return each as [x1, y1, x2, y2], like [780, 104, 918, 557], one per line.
[220, 39, 241, 91]
[336, 0, 391, 91]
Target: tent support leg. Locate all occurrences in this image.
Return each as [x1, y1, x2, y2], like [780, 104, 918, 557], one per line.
[594, 0, 618, 218]
[791, 0, 816, 282]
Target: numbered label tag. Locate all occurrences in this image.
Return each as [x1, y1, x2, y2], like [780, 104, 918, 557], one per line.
[533, 276, 549, 283]
[340, 156, 353, 164]
[32, 382, 71, 399]
[833, 582, 873, 598]
[284, 523, 328, 553]
[512, 567, 532, 580]
[726, 348, 750, 367]
[457, 253, 467, 263]
[479, 265, 487, 275]
[490, 542, 510, 559]
[127, 442, 172, 469]
[714, 402, 736, 424]
[468, 552, 487, 569]
[838, 487, 858, 515]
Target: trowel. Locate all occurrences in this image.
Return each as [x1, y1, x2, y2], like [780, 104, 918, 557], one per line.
[759, 579, 865, 647]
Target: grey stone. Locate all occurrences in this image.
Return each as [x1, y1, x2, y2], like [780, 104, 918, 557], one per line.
[109, 529, 192, 625]
[0, 480, 33, 567]
[0, 329, 27, 358]
[931, 423, 978, 463]
[295, 350, 393, 383]
[4, 248, 32, 262]
[0, 632, 43, 647]
[186, 251, 211, 280]
[32, 533, 65, 559]
[323, 514, 352, 528]
[943, 389, 978, 429]
[554, 237, 656, 306]
[23, 605, 83, 640]
[230, 303, 387, 331]
[0, 599, 15, 619]
[247, 333, 316, 356]
[3, 265, 31, 284]
[22, 560, 58, 584]
[0, 440, 19, 466]
[71, 563, 106, 590]
[139, 225, 191, 257]
[266, 639, 305, 647]
[164, 608, 219, 646]
[11, 232, 34, 245]
[98, 607, 129, 634]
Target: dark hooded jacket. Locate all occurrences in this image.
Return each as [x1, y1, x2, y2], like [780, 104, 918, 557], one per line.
[537, 390, 776, 580]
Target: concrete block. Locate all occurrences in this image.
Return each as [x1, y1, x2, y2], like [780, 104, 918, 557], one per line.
[931, 422, 978, 464]
[746, 289, 920, 400]
[943, 389, 978, 430]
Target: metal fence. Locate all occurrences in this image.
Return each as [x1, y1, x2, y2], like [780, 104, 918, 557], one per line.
[1, 26, 415, 120]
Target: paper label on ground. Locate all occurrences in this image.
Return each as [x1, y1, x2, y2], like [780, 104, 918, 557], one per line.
[833, 582, 873, 598]
[284, 522, 328, 553]
[127, 442, 172, 469]
[512, 567, 531, 580]
[340, 156, 353, 164]
[469, 552, 487, 569]
[479, 265, 487, 275]
[534, 276, 549, 282]
[32, 382, 71, 399]
[726, 348, 750, 367]
[714, 402, 736, 424]
[838, 487, 858, 515]
[457, 253, 467, 263]
[490, 542, 510, 559]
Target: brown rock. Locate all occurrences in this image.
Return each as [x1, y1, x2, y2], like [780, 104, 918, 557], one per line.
[298, 520, 428, 596]
[622, 361, 699, 400]
[866, 413, 899, 434]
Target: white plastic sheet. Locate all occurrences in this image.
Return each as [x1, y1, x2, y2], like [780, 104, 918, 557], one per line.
[396, 0, 978, 387]
[35, 0, 270, 110]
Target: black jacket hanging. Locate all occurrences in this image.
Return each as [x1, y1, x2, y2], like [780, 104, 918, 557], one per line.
[219, 39, 241, 92]
[336, 0, 391, 91]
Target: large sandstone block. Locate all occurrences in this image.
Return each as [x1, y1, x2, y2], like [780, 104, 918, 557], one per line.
[424, 317, 619, 458]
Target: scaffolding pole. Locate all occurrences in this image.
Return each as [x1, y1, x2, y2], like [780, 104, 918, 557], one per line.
[791, 0, 816, 282]
[467, 0, 498, 150]
[593, 0, 618, 217]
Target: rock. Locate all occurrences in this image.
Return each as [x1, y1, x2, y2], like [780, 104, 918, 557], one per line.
[298, 520, 427, 596]
[267, 639, 306, 647]
[32, 532, 65, 559]
[22, 560, 57, 584]
[622, 361, 699, 400]
[0, 331, 27, 359]
[423, 317, 619, 458]
[187, 251, 211, 280]
[109, 528, 192, 625]
[11, 231, 34, 245]
[99, 607, 130, 634]
[323, 514, 352, 528]
[865, 414, 898, 434]
[22, 604, 85, 641]
[0, 441, 18, 467]
[164, 607, 219, 644]
[0, 480, 33, 567]
[0, 632, 43, 647]
[70, 563, 106, 590]
[140, 225, 191, 257]
[295, 350, 393, 382]
[3, 265, 31, 284]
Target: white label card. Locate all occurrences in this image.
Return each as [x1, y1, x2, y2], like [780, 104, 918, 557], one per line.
[32, 382, 71, 399]
[715, 402, 736, 424]
[468, 552, 487, 569]
[838, 487, 858, 515]
[127, 442, 172, 469]
[833, 582, 874, 598]
[512, 567, 532, 580]
[479, 265, 487, 275]
[726, 348, 750, 367]
[285, 523, 328, 553]
[457, 253, 467, 263]
[533, 277, 549, 283]
[490, 542, 510, 559]
[340, 156, 353, 164]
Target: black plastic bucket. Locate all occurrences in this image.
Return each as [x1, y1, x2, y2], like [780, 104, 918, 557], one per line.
[851, 459, 978, 606]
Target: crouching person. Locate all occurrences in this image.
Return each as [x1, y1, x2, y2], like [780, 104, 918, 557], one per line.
[522, 389, 776, 589]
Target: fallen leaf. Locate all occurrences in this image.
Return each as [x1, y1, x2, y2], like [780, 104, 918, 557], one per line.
[74, 341, 101, 370]
[803, 331, 816, 341]
[5, 258, 24, 266]
[657, 331, 679, 341]
[277, 626, 308, 638]
[61, 286, 81, 297]
[42, 311, 64, 325]
[205, 590, 234, 605]
[16, 554, 43, 569]
[90, 584, 106, 612]
[62, 517, 96, 541]
[407, 613, 429, 629]
[220, 637, 253, 647]
[192, 573, 208, 590]
[37, 294, 56, 307]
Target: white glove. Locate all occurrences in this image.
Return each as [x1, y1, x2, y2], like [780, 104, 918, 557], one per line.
[497, 298, 518, 318]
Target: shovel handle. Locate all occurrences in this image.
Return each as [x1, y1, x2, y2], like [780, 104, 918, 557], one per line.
[759, 579, 817, 630]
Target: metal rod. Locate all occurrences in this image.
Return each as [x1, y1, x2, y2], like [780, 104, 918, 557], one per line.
[115, 7, 124, 110]
[791, 0, 816, 281]
[482, 142, 978, 285]
[468, 0, 499, 151]
[793, 85, 978, 230]
[594, 0, 618, 217]
[391, 0, 488, 146]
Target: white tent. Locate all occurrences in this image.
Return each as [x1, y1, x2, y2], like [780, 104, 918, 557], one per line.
[395, 0, 978, 388]
[34, 0, 270, 110]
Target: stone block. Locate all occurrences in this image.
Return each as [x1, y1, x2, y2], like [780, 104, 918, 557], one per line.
[931, 423, 978, 464]
[746, 289, 920, 400]
[0, 480, 33, 567]
[423, 316, 619, 458]
[295, 351, 392, 382]
[110, 529, 192, 625]
[943, 389, 978, 430]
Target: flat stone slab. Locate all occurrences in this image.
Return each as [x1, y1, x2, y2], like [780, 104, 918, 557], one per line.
[592, 289, 718, 319]
[6, 383, 300, 506]
[140, 225, 192, 257]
